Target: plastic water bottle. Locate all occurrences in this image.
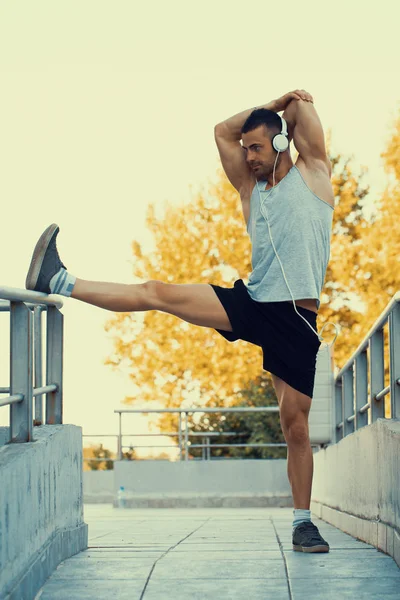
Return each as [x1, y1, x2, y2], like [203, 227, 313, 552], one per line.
[117, 485, 127, 508]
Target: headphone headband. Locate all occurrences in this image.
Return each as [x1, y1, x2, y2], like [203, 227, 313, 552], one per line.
[280, 115, 288, 136]
[272, 115, 289, 153]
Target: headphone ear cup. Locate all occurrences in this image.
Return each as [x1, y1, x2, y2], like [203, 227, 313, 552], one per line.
[272, 134, 289, 152]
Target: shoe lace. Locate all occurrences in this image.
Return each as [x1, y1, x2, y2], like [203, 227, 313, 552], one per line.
[297, 522, 324, 542]
[49, 237, 66, 270]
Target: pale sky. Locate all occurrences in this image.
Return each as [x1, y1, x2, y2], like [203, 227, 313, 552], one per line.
[1, 0, 399, 457]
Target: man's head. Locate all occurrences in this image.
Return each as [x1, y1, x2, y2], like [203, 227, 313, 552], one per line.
[241, 109, 289, 180]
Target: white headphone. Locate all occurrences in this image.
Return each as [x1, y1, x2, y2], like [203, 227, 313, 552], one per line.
[272, 115, 289, 153]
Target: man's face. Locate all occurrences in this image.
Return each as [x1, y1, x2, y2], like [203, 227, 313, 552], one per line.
[241, 125, 276, 181]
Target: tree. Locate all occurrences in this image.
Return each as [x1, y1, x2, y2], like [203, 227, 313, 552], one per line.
[326, 113, 400, 416]
[83, 443, 115, 471]
[105, 172, 262, 411]
[122, 445, 138, 460]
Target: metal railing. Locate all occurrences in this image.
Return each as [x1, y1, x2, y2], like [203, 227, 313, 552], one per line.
[334, 291, 400, 441]
[82, 407, 286, 463]
[0, 286, 64, 443]
[81, 432, 251, 463]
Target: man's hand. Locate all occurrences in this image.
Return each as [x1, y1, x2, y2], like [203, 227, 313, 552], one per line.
[272, 89, 314, 113]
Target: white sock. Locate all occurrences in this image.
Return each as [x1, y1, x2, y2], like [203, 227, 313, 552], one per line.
[49, 268, 76, 297]
[292, 508, 311, 531]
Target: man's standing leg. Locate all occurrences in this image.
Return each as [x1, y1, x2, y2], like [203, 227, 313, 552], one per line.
[271, 374, 329, 553]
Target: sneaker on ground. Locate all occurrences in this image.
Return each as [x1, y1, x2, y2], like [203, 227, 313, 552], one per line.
[25, 223, 67, 294]
[292, 521, 330, 553]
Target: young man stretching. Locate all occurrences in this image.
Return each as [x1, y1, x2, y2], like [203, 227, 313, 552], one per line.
[26, 88, 334, 552]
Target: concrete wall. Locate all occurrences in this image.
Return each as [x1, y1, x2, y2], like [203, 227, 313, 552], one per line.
[0, 425, 88, 600]
[311, 418, 400, 568]
[112, 459, 293, 508]
[83, 469, 114, 503]
[0, 426, 9, 447]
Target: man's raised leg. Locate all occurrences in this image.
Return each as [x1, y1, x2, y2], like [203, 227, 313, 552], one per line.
[26, 224, 233, 332]
[71, 278, 233, 331]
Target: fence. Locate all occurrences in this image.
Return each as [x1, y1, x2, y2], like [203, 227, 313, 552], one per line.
[334, 291, 400, 441]
[83, 405, 287, 464]
[0, 286, 64, 443]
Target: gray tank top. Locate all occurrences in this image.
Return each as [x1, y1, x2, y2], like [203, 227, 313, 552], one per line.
[245, 164, 334, 310]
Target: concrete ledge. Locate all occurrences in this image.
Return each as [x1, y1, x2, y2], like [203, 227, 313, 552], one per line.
[5, 522, 88, 600]
[311, 500, 400, 568]
[311, 418, 400, 568]
[114, 458, 291, 498]
[0, 425, 88, 600]
[83, 469, 114, 505]
[113, 491, 293, 509]
[0, 426, 9, 447]
[84, 492, 114, 504]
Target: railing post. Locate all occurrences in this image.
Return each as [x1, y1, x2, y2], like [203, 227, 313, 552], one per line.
[178, 412, 183, 461]
[46, 306, 64, 424]
[342, 368, 354, 437]
[118, 412, 123, 460]
[335, 379, 343, 442]
[389, 302, 400, 419]
[34, 306, 44, 426]
[369, 329, 385, 422]
[355, 350, 368, 430]
[184, 411, 189, 462]
[10, 302, 33, 443]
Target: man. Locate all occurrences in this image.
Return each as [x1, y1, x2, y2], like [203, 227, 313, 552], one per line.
[26, 88, 333, 552]
[214, 88, 334, 553]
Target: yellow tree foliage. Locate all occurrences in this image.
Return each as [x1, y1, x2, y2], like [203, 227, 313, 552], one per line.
[105, 172, 262, 409]
[341, 114, 400, 413]
[321, 151, 370, 370]
[83, 444, 115, 471]
[323, 113, 400, 417]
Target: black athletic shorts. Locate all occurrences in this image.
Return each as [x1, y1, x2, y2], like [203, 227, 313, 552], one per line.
[209, 279, 321, 398]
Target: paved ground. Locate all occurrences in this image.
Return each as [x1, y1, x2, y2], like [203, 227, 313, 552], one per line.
[36, 505, 400, 600]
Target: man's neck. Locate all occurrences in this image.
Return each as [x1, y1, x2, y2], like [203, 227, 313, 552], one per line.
[265, 156, 294, 189]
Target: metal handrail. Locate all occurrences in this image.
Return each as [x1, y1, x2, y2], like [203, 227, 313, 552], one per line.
[0, 286, 64, 442]
[334, 291, 400, 441]
[108, 407, 285, 461]
[82, 425, 286, 463]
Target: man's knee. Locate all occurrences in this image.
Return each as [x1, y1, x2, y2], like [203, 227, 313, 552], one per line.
[279, 389, 311, 444]
[283, 418, 310, 445]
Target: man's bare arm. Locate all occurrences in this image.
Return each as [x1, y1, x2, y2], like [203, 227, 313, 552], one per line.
[214, 102, 275, 196]
[282, 98, 331, 176]
[214, 90, 311, 195]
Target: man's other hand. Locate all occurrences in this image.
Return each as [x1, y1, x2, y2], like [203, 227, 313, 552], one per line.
[272, 89, 314, 113]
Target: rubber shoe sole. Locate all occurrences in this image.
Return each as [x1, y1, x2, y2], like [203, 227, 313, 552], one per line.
[293, 543, 330, 553]
[25, 223, 60, 292]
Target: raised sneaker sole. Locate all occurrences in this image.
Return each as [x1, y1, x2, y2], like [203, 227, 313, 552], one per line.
[25, 223, 59, 291]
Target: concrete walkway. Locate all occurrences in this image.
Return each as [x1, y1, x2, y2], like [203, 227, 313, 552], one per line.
[36, 505, 400, 600]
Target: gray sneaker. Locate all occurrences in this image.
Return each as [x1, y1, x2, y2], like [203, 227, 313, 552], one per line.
[292, 521, 330, 553]
[25, 224, 67, 294]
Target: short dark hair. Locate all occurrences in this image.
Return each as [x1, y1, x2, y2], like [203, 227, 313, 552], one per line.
[241, 108, 282, 138]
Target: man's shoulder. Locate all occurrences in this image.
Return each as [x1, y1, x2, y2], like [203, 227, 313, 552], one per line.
[295, 157, 335, 208]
